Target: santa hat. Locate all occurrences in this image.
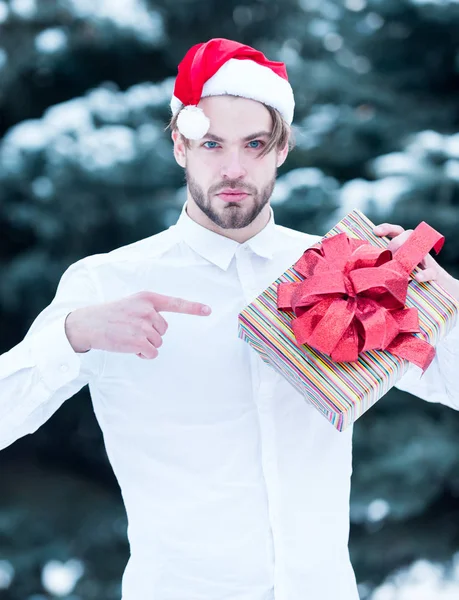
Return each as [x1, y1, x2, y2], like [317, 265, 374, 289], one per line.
[171, 38, 295, 140]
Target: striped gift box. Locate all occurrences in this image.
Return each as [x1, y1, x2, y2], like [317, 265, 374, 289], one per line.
[238, 210, 459, 431]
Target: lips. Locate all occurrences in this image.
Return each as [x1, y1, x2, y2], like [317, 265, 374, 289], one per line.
[217, 190, 250, 202]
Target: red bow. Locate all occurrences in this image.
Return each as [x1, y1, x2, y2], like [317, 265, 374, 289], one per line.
[277, 222, 444, 371]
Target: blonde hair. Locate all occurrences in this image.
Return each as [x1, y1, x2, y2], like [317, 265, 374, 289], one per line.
[167, 99, 294, 158]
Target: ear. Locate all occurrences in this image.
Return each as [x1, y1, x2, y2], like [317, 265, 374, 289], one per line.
[172, 129, 187, 168]
[276, 141, 289, 168]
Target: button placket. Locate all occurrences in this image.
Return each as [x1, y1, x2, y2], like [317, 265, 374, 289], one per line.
[235, 246, 258, 303]
[257, 375, 284, 593]
[236, 246, 283, 593]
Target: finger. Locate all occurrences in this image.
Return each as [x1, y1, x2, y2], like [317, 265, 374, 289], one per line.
[420, 253, 438, 270]
[149, 292, 212, 316]
[146, 328, 163, 349]
[386, 229, 413, 254]
[373, 223, 405, 238]
[138, 342, 159, 360]
[414, 267, 437, 283]
[150, 310, 168, 336]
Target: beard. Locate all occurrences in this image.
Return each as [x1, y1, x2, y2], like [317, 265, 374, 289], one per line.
[186, 169, 276, 230]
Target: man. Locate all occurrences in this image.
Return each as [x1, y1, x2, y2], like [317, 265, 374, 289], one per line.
[1, 38, 459, 600]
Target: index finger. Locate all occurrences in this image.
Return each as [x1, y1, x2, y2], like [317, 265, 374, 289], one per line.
[149, 292, 212, 316]
[373, 223, 405, 238]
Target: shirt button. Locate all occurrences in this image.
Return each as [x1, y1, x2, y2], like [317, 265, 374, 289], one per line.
[60, 364, 69, 373]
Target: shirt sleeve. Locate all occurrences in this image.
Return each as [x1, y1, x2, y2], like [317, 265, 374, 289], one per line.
[0, 258, 104, 451]
[394, 317, 459, 410]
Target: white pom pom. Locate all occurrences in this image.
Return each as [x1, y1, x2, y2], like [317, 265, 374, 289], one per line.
[176, 105, 210, 140]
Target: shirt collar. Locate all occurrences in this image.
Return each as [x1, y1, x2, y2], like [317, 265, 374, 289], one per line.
[174, 202, 276, 270]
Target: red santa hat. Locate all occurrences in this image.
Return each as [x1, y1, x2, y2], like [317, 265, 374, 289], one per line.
[171, 38, 295, 140]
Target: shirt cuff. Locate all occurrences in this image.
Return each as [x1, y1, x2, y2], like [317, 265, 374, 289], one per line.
[29, 312, 88, 393]
[395, 314, 459, 410]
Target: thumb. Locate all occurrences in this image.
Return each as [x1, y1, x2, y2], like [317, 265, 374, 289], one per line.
[414, 268, 437, 283]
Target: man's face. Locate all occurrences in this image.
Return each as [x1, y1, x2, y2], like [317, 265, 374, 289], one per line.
[173, 96, 288, 230]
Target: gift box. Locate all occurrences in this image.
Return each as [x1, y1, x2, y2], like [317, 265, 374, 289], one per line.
[238, 210, 459, 431]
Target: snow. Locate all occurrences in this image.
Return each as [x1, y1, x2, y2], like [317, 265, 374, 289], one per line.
[10, 0, 36, 19]
[32, 176, 55, 201]
[3, 120, 54, 153]
[76, 126, 137, 172]
[125, 79, 175, 113]
[0, 1, 9, 23]
[411, 0, 459, 5]
[63, 0, 164, 44]
[367, 498, 391, 523]
[345, 0, 367, 12]
[0, 48, 7, 70]
[337, 178, 372, 215]
[0, 80, 171, 179]
[371, 556, 459, 600]
[405, 130, 446, 160]
[365, 13, 385, 30]
[41, 558, 84, 597]
[271, 167, 339, 205]
[371, 177, 413, 210]
[444, 160, 459, 181]
[87, 87, 128, 123]
[35, 28, 68, 54]
[371, 153, 422, 177]
[44, 98, 94, 135]
[446, 133, 459, 159]
[353, 55, 372, 74]
[299, 0, 322, 12]
[334, 176, 413, 222]
[279, 44, 302, 68]
[297, 104, 340, 150]
[308, 18, 336, 37]
[0, 560, 14, 590]
[319, 1, 343, 20]
[323, 32, 344, 52]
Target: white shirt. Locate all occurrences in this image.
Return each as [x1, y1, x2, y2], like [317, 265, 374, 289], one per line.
[1, 202, 459, 600]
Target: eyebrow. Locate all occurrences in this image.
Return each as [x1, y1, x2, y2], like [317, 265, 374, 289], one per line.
[203, 131, 271, 142]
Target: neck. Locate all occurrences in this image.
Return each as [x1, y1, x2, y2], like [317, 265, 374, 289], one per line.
[185, 197, 271, 244]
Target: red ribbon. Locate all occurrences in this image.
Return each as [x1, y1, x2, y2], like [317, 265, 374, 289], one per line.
[277, 222, 445, 371]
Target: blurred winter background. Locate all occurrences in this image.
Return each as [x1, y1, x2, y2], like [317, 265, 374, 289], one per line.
[0, 0, 459, 598]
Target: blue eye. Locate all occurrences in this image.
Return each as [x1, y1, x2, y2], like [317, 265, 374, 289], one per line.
[248, 140, 262, 148]
[203, 141, 219, 149]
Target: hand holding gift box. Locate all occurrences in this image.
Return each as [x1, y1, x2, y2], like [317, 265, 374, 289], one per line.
[238, 210, 459, 431]
[277, 221, 443, 370]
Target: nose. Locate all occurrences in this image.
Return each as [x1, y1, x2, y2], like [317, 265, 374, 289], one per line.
[220, 149, 247, 180]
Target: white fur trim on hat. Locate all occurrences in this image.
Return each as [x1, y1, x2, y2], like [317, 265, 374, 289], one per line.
[170, 58, 295, 126]
[202, 58, 294, 123]
[176, 105, 210, 140]
[170, 95, 182, 116]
